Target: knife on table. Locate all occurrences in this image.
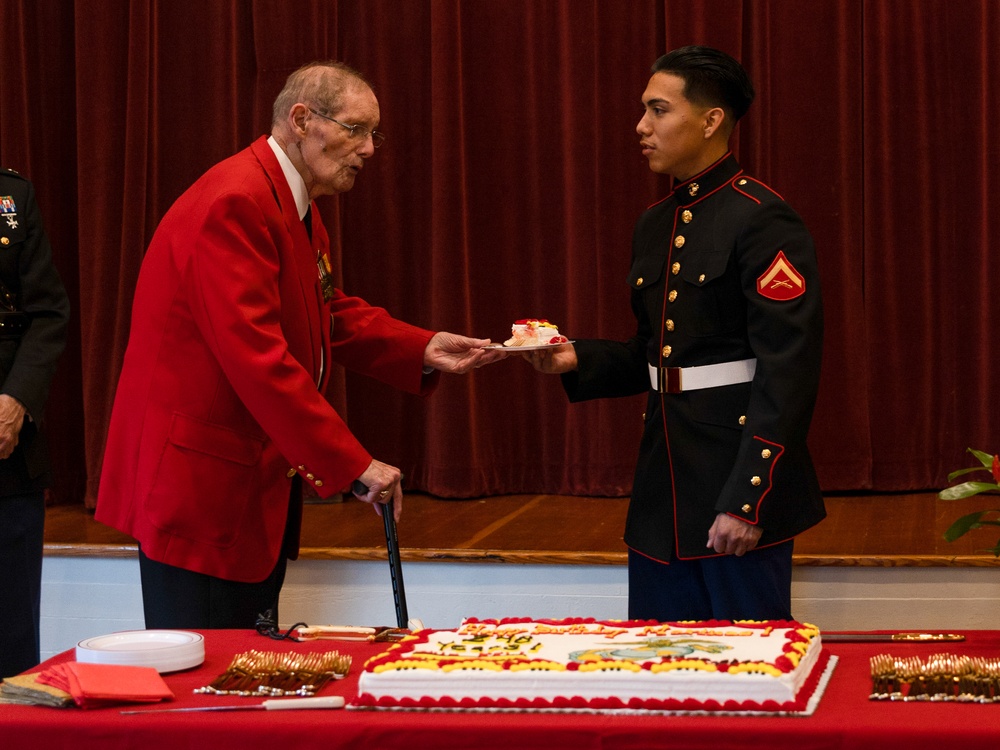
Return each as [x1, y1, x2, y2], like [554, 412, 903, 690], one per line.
[121, 696, 345, 714]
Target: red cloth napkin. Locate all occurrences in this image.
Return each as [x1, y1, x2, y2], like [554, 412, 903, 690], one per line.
[36, 662, 174, 709]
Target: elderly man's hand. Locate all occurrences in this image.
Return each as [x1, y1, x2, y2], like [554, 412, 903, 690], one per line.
[352, 459, 405, 521]
[0, 394, 26, 460]
[423, 332, 508, 374]
[706, 512, 763, 556]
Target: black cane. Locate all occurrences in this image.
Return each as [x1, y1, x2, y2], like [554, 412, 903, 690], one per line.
[381, 498, 409, 628]
[353, 481, 409, 628]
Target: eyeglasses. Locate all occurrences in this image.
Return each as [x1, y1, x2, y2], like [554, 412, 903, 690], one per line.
[309, 108, 386, 148]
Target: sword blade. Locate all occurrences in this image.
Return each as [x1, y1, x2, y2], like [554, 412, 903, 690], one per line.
[823, 633, 965, 642]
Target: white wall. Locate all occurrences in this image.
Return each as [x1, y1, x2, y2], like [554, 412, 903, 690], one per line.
[39, 554, 1000, 662]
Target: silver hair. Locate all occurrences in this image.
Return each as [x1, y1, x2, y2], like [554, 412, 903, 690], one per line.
[271, 61, 371, 126]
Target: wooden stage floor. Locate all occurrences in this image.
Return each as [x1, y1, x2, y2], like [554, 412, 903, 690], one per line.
[43, 491, 1000, 567]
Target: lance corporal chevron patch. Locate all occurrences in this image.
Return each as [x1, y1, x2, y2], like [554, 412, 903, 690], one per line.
[757, 251, 805, 301]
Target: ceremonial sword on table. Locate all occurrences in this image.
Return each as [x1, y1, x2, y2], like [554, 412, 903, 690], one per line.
[823, 633, 965, 642]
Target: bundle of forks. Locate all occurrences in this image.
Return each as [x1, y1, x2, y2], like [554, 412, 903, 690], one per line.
[870, 653, 1000, 702]
[195, 649, 352, 697]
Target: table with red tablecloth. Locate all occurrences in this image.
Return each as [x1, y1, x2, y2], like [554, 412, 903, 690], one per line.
[2, 629, 999, 749]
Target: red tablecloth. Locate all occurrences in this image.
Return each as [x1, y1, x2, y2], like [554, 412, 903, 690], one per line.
[2, 629, 999, 749]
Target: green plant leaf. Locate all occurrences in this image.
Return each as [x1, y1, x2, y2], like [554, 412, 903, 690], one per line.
[938, 482, 1000, 500]
[943, 511, 989, 542]
[968, 448, 996, 468]
[946, 466, 991, 482]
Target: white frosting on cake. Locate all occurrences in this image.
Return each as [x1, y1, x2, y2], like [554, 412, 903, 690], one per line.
[503, 319, 565, 347]
[356, 618, 824, 711]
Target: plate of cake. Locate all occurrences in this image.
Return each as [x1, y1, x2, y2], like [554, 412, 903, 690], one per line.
[487, 319, 572, 350]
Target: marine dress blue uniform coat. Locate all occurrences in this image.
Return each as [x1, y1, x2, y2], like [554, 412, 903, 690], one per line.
[563, 154, 825, 563]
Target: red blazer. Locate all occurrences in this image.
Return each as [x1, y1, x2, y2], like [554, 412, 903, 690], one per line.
[96, 136, 437, 582]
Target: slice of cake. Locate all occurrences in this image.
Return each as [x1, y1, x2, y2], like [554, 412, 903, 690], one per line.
[503, 319, 569, 347]
[354, 617, 832, 713]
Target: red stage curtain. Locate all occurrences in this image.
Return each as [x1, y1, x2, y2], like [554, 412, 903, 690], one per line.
[861, 0, 1000, 488]
[0, 0, 996, 506]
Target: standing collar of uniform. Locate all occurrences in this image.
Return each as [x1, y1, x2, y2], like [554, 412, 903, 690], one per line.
[266, 135, 310, 220]
[671, 152, 742, 206]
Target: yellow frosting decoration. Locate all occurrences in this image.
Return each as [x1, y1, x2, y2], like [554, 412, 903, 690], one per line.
[442, 661, 503, 672]
[509, 661, 566, 672]
[649, 660, 719, 673]
[578, 660, 642, 673]
[373, 659, 441, 673]
[727, 662, 783, 677]
[531, 623, 628, 638]
[438, 654, 534, 663]
[459, 623, 528, 638]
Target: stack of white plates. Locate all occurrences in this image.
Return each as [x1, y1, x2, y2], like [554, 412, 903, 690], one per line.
[75, 630, 205, 673]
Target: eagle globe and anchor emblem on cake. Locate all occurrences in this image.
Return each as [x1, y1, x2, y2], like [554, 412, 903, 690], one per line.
[568, 637, 731, 664]
[408, 622, 741, 670]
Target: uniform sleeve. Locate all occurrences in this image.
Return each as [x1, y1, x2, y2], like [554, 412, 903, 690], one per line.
[714, 200, 823, 524]
[327, 290, 438, 396]
[1, 178, 70, 418]
[561, 337, 649, 402]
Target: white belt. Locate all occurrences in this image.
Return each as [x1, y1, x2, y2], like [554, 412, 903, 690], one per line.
[648, 358, 757, 393]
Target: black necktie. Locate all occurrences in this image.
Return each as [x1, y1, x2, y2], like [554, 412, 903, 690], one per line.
[303, 206, 313, 241]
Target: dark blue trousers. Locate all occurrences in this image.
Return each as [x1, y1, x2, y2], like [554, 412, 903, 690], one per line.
[628, 540, 794, 621]
[0, 491, 45, 677]
[137, 479, 302, 630]
[138, 547, 288, 630]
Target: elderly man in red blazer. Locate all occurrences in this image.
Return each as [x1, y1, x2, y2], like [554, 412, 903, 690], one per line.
[97, 61, 500, 629]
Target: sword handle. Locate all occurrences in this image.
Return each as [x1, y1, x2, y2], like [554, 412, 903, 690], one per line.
[262, 696, 345, 710]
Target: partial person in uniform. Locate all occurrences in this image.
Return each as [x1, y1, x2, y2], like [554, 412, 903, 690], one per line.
[0, 169, 70, 677]
[96, 61, 503, 630]
[524, 46, 824, 621]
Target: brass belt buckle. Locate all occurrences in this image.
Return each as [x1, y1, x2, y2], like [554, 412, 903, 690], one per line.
[660, 367, 682, 394]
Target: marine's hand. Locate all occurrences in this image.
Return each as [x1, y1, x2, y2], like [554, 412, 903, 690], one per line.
[706, 513, 762, 556]
[352, 459, 404, 521]
[0, 394, 26, 460]
[522, 343, 578, 374]
[423, 331, 507, 374]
